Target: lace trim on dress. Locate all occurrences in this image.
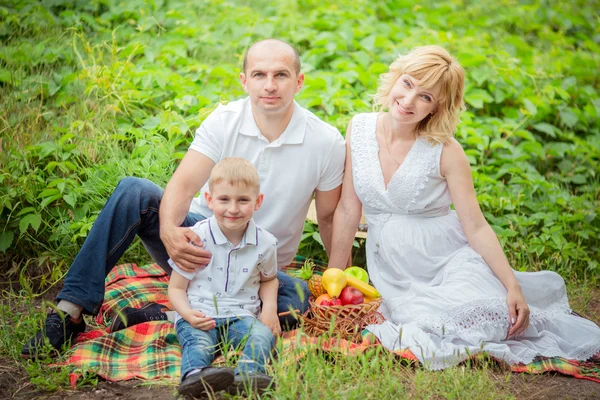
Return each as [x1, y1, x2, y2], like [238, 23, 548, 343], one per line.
[411, 295, 600, 367]
[409, 141, 443, 211]
[387, 138, 441, 212]
[351, 113, 394, 212]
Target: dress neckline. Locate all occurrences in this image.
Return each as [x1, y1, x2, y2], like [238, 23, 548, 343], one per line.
[372, 113, 420, 192]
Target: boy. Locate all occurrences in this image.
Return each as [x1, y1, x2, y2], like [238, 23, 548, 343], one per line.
[168, 157, 280, 397]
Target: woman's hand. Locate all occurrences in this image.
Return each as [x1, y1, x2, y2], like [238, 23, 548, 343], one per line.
[506, 288, 530, 338]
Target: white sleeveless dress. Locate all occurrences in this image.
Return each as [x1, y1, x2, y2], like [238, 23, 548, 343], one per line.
[351, 113, 600, 370]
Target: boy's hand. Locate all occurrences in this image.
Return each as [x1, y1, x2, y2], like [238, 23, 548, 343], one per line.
[259, 311, 281, 336]
[184, 310, 216, 331]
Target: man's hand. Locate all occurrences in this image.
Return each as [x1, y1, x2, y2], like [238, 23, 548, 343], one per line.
[161, 226, 212, 273]
[259, 310, 281, 337]
[183, 310, 216, 331]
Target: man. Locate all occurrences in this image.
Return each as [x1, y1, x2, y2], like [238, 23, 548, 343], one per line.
[22, 39, 346, 357]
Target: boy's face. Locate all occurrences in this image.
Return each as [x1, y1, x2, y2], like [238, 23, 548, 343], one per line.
[205, 182, 263, 237]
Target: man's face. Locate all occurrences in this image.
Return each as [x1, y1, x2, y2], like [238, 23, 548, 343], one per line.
[240, 44, 304, 116]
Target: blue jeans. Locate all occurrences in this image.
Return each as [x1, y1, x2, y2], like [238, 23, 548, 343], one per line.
[176, 317, 274, 379]
[57, 177, 310, 325]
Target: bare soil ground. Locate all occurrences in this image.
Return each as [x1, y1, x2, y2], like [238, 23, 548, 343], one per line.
[2, 284, 599, 399]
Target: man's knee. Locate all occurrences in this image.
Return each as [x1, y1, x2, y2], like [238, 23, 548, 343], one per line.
[113, 177, 163, 204]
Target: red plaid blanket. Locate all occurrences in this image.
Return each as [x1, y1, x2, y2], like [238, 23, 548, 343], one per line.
[59, 262, 600, 385]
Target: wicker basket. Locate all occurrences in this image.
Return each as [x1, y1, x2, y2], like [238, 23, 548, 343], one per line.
[300, 297, 384, 343]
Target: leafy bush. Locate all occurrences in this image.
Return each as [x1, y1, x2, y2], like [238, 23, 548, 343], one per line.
[1, 0, 598, 284]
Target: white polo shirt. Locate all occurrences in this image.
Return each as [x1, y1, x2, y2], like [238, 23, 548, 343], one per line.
[188, 97, 346, 267]
[169, 216, 278, 320]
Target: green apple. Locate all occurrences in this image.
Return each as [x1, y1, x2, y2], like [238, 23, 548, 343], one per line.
[344, 266, 369, 283]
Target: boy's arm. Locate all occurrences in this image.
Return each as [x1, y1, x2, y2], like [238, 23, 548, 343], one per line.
[258, 243, 280, 335]
[168, 270, 215, 331]
[258, 276, 280, 336]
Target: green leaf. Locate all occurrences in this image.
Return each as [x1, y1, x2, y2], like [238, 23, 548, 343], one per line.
[532, 123, 556, 137]
[40, 194, 62, 208]
[19, 214, 42, 234]
[464, 89, 494, 109]
[312, 231, 324, 247]
[559, 109, 578, 128]
[0, 231, 14, 252]
[0, 68, 11, 83]
[522, 99, 537, 116]
[471, 66, 491, 86]
[63, 193, 77, 208]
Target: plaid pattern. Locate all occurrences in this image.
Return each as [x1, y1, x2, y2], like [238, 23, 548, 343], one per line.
[95, 263, 171, 326]
[66, 321, 180, 381]
[511, 357, 600, 382]
[60, 262, 600, 385]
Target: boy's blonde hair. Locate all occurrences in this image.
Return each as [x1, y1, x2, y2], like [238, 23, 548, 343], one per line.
[373, 45, 466, 144]
[208, 157, 260, 195]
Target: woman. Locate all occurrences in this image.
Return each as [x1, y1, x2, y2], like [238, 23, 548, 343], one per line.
[328, 45, 600, 369]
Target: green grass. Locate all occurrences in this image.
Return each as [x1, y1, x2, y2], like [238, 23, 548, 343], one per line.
[1, 282, 596, 398]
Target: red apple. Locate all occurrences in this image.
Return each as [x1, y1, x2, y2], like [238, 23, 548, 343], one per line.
[330, 298, 342, 306]
[339, 286, 364, 305]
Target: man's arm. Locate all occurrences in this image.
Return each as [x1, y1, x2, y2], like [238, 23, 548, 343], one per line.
[314, 185, 342, 260]
[159, 150, 215, 272]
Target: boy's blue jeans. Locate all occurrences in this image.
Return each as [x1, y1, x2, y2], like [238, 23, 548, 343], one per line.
[176, 317, 275, 379]
[56, 177, 310, 327]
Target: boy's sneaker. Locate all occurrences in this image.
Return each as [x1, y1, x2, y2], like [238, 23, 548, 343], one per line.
[228, 372, 274, 396]
[21, 311, 86, 358]
[178, 367, 234, 398]
[109, 303, 168, 332]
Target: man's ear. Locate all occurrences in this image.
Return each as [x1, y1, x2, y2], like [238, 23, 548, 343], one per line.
[295, 73, 305, 93]
[205, 191, 214, 210]
[254, 193, 264, 211]
[240, 72, 248, 93]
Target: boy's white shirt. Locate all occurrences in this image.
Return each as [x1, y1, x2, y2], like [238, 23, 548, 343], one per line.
[169, 216, 278, 322]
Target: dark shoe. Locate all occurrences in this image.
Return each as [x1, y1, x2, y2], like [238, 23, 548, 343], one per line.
[178, 367, 234, 398]
[22, 311, 86, 358]
[110, 303, 168, 332]
[228, 372, 274, 396]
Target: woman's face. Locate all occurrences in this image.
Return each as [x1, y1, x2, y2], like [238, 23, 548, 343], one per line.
[387, 74, 441, 125]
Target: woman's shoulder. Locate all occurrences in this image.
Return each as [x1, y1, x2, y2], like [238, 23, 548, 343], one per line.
[351, 112, 379, 124]
[349, 112, 379, 137]
[440, 137, 470, 176]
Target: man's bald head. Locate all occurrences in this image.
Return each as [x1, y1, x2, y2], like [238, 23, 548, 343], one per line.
[243, 39, 301, 75]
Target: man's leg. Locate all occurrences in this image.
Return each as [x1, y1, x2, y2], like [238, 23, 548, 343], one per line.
[23, 177, 202, 356]
[276, 270, 310, 329]
[56, 177, 165, 315]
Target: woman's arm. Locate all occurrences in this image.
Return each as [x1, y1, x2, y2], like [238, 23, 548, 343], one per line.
[442, 138, 530, 336]
[327, 121, 364, 270]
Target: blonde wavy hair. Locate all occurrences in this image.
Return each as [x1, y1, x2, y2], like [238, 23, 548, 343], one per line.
[373, 45, 466, 144]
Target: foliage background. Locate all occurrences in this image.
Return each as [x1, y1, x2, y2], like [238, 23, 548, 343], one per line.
[1, 0, 599, 289]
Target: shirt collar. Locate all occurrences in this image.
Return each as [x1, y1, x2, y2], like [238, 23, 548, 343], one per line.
[207, 216, 259, 247]
[239, 97, 306, 145]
